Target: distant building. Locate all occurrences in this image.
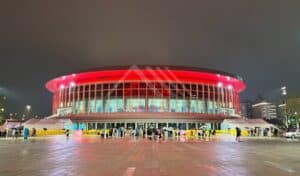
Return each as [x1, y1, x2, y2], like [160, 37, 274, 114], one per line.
[240, 101, 252, 119]
[252, 101, 277, 120]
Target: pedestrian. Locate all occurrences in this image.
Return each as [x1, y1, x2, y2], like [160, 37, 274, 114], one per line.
[32, 128, 36, 137]
[139, 128, 143, 138]
[235, 127, 241, 142]
[274, 128, 278, 136]
[12, 128, 16, 139]
[212, 129, 216, 136]
[254, 128, 257, 136]
[65, 129, 70, 138]
[135, 127, 139, 137]
[23, 128, 29, 140]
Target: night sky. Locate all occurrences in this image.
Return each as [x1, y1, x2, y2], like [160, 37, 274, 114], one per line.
[1, 1, 300, 116]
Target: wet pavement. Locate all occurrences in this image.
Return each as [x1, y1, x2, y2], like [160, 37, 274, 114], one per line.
[0, 136, 300, 176]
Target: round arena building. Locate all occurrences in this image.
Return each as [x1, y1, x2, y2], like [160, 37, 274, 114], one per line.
[46, 65, 246, 131]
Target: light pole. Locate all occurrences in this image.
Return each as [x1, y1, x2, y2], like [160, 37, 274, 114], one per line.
[295, 112, 299, 129]
[0, 95, 6, 124]
[25, 105, 31, 119]
[281, 86, 288, 128]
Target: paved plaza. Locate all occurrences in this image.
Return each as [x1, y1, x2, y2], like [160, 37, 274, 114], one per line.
[0, 136, 300, 176]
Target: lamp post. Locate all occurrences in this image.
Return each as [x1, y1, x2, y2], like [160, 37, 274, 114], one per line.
[281, 86, 288, 128]
[25, 105, 31, 119]
[0, 95, 6, 124]
[295, 112, 299, 129]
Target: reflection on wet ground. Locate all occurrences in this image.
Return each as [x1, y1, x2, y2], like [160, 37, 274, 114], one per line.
[0, 136, 300, 176]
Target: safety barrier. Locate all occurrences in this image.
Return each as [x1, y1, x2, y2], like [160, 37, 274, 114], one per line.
[32, 129, 249, 137]
[35, 129, 65, 136]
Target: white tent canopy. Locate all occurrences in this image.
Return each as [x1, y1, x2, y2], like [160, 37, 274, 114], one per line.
[23, 118, 72, 130]
[0, 119, 23, 131]
[222, 118, 278, 130]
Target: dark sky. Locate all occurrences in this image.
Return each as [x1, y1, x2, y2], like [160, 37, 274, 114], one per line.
[1, 1, 300, 116]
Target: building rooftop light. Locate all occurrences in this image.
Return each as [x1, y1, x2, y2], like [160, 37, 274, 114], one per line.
[60, 84, 65, 89]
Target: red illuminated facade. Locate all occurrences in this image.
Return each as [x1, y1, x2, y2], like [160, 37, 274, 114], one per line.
[46, 65, 246, 130]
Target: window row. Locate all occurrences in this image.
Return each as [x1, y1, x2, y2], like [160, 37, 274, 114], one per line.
[60, 89, 234, 102]
[58, 98, 235, 116]
[64, 82, 220, 90]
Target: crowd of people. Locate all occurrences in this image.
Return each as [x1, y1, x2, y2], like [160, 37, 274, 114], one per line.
[246, 127, 279, 137]
[86, 127, 218, 140]
[0, 127, 36, 140]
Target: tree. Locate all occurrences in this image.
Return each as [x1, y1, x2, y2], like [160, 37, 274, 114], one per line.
[0, 95, 6, 125]
[286, 98, 300, 129]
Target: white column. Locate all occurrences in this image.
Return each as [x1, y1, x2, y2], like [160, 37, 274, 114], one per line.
[145, 123, 148, 137]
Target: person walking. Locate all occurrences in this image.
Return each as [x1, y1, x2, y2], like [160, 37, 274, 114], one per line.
[65, 129, 70, 138]
[235, 127, 241, 142]
[32, 128, 36, 137]
[12, 128, 16, 139]
[23, 128, 29, 140]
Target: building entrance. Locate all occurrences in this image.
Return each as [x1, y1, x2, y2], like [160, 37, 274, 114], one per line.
[82, 121, 222, 131]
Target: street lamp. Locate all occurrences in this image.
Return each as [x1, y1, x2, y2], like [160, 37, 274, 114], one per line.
[295, 112, 299, 129]
[26, 105, 31, 111]
[280, 86, 288, 128]
[25, 105, 31, 119]
[281, 86, 287, 95]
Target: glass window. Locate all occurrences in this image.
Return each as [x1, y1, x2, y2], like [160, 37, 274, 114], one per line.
[148, 98, 168, 112]
[126, 98, 146, 112]
[109, 83, 115, 89]
[170, 83, 176, 89]
[140, 83, 146, 88]
[198, 100, 204, 113]
[184, 84, 190, 89]
[96, 84, 102, 90]
[104, 99, 110, 112]
[90, 100, 95, 113]
[88, 123, 96, 130]
[84, 85, 89, 91]
[176, 99, 189, 112]
[72, 123, 78, 130]
[103, 84, 109, 90]
[170, 99, 176, 112]
[208, 101, 214, 114]
[191, 84, 197, 90]
[125, 83, 131, 88]
[190, 100, 197, 113]
[72, 101, 78, 114]
[170, 90, 176, 98]
[104, 98, 123, 112]
[177, 84, 183, 89]
[95, 99, 103, 112]
[97, 123, 104, 129]
[116, 83, 122, 89]
[79, 100, 85, 113]
[79, 122, 86, 130]
[90, 84, 95, 90]
[178, 123, 186, 130]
